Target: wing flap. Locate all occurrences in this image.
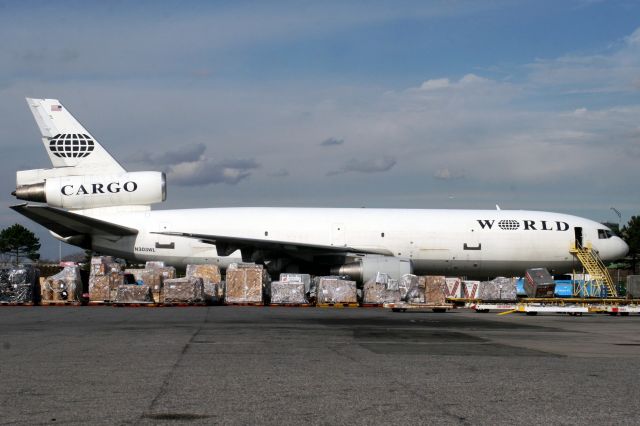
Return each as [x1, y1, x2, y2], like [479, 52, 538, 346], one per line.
[11, 204, 137, 238]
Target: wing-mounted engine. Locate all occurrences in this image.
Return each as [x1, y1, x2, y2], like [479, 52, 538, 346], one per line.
[331, 254, 413, 282]
[13, 171, 166, 210]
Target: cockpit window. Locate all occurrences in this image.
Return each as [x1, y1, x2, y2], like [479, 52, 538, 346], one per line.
[598, 229, 613, 239]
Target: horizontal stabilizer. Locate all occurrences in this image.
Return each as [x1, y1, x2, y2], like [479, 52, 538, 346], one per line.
[11, 204, 137, 239]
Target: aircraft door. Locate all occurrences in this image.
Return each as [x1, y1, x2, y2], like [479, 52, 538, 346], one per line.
[460, 227, 483, 273]
[574, 227, 583, 248]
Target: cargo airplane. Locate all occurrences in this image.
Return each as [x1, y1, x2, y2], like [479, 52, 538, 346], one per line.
[11, 98, 629, 281]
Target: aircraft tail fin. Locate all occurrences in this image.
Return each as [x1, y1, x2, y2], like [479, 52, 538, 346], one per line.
[25, 98, 125, 174]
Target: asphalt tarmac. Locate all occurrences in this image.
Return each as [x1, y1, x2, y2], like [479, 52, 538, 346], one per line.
[1, 306, 639, 425]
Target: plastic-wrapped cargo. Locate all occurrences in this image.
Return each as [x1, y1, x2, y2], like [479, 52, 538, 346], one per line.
[478, 277, 517, 301]
[627, 275, 640, 299]
[225, 263, 265, 304]
[88, 275, 111, 301]
[163, 277, 205, 304]
[462, 280, 481, 299]
[115, 285, 153, 303]
[90, 256, 121, 276]
[524, 268, 556, 298]
[363, 272, 400, 304]
[317, 276, 357, 304]
[143, 261, 176, 284]
[186, 264, 222, 304]
[145, 261, 166, 269]
[444, 277, 462, 298]
[270, 281, 307, 304]
[363, 279, 386, 304]
[141, 270, 164, 303]
[403, 274, 423, 303]
[422, 276, 447, 305]
[0, 266, 38, 303]
[279, 273, 311, 294]
[42, 266, 83, 302]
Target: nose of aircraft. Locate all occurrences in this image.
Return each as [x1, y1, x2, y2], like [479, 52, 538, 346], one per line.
[612, 236, 629, 259]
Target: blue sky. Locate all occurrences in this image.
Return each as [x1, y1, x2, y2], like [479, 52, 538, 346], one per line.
[0, 0, 639, 259]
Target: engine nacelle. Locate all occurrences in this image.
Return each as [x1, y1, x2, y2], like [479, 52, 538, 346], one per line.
[332, 255, 413, 282]
[13, 172, 166, 209]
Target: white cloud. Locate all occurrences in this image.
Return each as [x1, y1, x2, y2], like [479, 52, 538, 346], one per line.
[526, 27, 640, 93]
[419, 78, 450, 91]
[168, 158, 260, 186]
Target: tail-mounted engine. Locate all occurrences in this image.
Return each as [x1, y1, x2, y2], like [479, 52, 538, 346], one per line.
[13, 171, 166, 209]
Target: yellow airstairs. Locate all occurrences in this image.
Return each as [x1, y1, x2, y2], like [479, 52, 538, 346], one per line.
[569, 242, 618, 298]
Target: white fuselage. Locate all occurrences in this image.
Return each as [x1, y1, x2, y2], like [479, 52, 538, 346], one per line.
[82, 207, 628, 278]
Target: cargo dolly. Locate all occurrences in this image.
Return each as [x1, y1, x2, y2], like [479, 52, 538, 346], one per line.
[383, 301, 454, 313]
[456, 297, 640, 315]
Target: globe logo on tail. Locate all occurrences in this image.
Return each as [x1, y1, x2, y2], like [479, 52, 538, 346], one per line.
[49, 134, 95, 158]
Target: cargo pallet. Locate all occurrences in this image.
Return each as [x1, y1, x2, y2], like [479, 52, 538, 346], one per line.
[87, 301, 111, 306]
[40, 300, 83, 306]
[225, 302, 264, 306]
[317, 302, 359, 308]
[0, 301, 35, 306]
[268, 303, 313, 307]
[112, 302, 159, 307]
[161, 302, 206, 307]
[384, 302, 454, 313]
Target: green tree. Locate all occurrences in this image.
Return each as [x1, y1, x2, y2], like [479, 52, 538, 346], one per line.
[621, 216, 640, 274]
[0, 224, 41, 266]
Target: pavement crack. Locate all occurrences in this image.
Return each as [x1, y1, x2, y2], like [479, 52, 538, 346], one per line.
[136, 309, 209, 424]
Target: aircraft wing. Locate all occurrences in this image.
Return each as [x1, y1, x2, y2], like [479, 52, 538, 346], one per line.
[152, 231, 393, 257]
[10, 204, 138, 238]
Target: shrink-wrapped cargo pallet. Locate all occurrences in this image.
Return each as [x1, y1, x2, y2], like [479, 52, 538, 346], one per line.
[444, 278, 463, 299]
[627, 275, 640, 299]
[403, 274, 423, 303]
[363, 272, 401, 304]
[90, 256, 121, 276]
[0, 266, 38, 304]
[524, 268, 556, 298]
[89, 256, 126, 302]
[88, 275, 111, 301]
[140, 270, 166, 303]
[145, 261, 166, 269]
[317, 276, 357, 304]
[115, 285, 153, 303]
[225, 263, 265, 304]
[163, 277, 205, 304]
[478, 277, 517, 301]
[186, 264, 222, 304]
[462, 280, 481, 299]
[270, 281, 308, 305]
[42, 266, 83, 302]
[422, 276, 447, 305]
[279, 273, 311, 294]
